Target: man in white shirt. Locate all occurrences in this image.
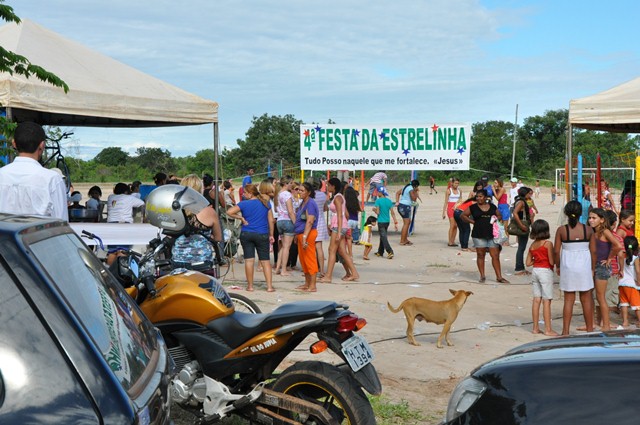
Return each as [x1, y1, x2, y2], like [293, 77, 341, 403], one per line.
[509, 177, 524, 209]
[0, 122, 68, 220]
[106, 182, 145, 223]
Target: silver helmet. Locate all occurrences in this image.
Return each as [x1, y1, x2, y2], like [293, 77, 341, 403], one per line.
[145, 185, 209, 235]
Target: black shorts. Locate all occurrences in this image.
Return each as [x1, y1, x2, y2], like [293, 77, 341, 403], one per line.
[240, 232, 270, 261]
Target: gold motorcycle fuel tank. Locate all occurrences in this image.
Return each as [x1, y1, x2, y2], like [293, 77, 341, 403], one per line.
[141, 271, 233, 325]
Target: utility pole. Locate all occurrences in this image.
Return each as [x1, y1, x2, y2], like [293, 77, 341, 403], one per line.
[510, 104, 518, 180]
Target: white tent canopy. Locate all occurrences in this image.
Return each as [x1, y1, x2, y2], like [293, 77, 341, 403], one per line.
[0, 19, 218, 127]
[569, 76, 640, 133]
[566, 76, 640, 196]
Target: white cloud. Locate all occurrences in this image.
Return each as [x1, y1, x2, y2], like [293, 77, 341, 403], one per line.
[10, 0, 640, 160]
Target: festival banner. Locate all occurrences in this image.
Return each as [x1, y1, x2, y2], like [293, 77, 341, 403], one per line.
[300, 123, 471, 171]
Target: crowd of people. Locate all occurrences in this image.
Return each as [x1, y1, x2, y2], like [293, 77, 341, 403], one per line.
[2, 122, 638, 336]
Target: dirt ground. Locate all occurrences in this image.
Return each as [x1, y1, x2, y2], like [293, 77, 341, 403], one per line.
[74, 182, 616, 424]
[216, 184, 598, 424]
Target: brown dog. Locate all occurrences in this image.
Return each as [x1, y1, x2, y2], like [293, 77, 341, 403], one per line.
[387, 289, 473, 348]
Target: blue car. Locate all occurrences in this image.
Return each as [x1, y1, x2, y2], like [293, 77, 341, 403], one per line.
[442, 329, 640, 424]
[0, 214, 172, 424]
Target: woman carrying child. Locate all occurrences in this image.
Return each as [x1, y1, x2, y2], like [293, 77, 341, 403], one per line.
[526, 219, 558, 336]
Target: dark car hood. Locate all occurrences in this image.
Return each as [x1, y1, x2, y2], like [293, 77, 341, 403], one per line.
[472, 329, 640, 375]
[505, 328, 640, 354]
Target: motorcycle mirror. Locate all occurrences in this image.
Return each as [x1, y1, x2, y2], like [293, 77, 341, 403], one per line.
[129, 257, 140, 278]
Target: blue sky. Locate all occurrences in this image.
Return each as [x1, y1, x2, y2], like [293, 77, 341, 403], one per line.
[10, 0, 640, 161]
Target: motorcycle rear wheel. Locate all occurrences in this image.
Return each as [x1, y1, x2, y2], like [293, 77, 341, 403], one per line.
[229, 292, 262, 314]
[271, 360, 375, 425]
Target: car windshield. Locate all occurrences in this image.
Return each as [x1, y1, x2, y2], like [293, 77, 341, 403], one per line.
[27, 232, 157, 392]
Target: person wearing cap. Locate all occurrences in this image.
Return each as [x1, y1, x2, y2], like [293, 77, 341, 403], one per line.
[68, 191, 85, 210]
[0, 122, 69, 221]
[373, 186, 398, 259]
[481, 175, 494, 200]
[509, 177, 520, 208]
[365, 170, 388, 203]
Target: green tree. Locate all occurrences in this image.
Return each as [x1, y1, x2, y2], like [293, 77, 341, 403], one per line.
[470, 120, 519, 177]
[94, 147, 129, 167]
[230, 113, 302, 175]
[186, 148, 215, 175]
[573, 130, 638, 162]
[0, 1, 69, 157]
[0, 2, 68, 93]
[133, 147, 175, 173]
[518, 109, 568, 178]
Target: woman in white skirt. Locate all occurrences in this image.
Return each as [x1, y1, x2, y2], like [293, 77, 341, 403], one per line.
[554, 200, 595, 335]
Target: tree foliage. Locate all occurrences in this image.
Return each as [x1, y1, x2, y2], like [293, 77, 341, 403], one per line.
[0, 2, 68, 94]
[94, 147, 129, 167]
[224, 113, 302, 176]
[133, 147, 175, 173]
[0, 1, 69, 149]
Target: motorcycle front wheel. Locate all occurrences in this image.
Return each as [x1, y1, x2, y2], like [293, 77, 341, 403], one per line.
[228, 292, 262, 314]
[271, 360, 376, 425]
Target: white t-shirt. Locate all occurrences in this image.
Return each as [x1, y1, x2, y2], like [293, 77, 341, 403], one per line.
[509, 186, 519, 207]
[0, 157, 68, 220]
[106, 194, 145, 223]
[277, 190, 293, 220]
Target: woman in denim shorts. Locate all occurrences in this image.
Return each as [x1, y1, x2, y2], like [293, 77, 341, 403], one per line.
[461, 189, 509, 284]
[274, 176, 296, 276]
[395, 179, 420, 245]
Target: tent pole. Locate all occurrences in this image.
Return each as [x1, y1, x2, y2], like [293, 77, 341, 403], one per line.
[566, 123, 573, 200]
[213, 121, 220, 276]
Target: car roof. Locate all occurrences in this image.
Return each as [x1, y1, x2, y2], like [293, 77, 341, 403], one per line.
[505, 329, 640, 355]
[473, 329, 640, 374]
[0, 213, 65, 234]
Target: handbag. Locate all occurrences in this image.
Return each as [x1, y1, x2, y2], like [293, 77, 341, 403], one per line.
[507, 218, 530, 236]
[507, 200, 531, 236]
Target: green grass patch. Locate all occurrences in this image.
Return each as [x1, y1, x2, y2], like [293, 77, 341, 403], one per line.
[370, 395, 428, 424]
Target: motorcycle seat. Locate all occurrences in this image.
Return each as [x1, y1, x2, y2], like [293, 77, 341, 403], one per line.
[207, 300, 339, 348]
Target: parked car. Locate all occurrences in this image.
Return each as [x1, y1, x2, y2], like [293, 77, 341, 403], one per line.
[442, 329, 640, 425]
[0, 214, 171, 424]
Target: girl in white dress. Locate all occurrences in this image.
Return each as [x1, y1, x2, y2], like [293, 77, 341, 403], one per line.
[554, 200, 594, 335]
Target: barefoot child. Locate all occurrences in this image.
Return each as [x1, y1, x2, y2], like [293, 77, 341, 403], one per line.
[360, 216, 377, 260]
[588, 208, 623, 331]
[526, 219, 558, 336]
[619, 236, 640, 328]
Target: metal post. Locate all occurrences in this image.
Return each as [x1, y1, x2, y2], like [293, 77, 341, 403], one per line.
[566, 124, 573, 203]
[213, 121, 220, 277]
[510, 104, 518, 179]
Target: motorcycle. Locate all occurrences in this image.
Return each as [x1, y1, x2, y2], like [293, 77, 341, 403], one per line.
[111, 235, 381, 424]
[80, 229, 262, 315]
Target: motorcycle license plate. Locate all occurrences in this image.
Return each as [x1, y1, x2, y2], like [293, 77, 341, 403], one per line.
[341, 334, 374, 372]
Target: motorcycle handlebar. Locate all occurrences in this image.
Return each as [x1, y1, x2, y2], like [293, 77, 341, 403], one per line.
[81, 230, 105, 251]
[142, 275, 157, 297]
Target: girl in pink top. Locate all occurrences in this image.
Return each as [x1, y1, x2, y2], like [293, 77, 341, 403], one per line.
[274, 176, 296, 276]
[526, 219, 558, 336]
[320, 178, 359, 283]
